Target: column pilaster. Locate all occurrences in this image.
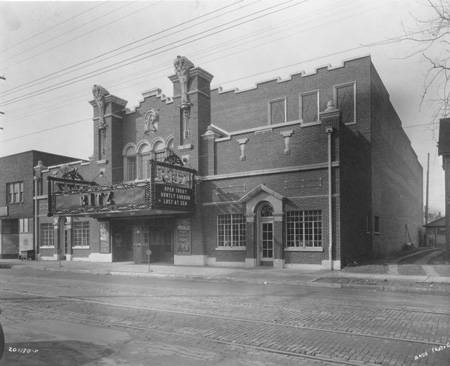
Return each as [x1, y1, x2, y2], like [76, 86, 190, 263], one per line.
[245, 215, 256, 267]
[65, 217, 72, 261]
[273, 214, 284, 268]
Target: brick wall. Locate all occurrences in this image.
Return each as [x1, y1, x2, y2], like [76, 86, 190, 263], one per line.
[370, 65, 423, 256]
[210, 56, 372, 135]
[339, 125, 372, 264]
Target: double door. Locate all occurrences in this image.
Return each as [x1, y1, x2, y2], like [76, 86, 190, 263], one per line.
[132, 224, 173, 264]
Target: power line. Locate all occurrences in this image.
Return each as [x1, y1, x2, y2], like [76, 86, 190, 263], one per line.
[3, 2, 158, 71]
[0, 0, 246, 97]
[5, 0, 364, 100]
[0, 114, 437, 145]
[1, 2, 133, 66]
[0, 0, 305, 106]
[3, 0, 376, 120]
[0, 2, 108, 55]
[0, 117, 91, 143]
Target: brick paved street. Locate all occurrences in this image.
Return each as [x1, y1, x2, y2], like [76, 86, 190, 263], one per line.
[0, 267, 449, 365]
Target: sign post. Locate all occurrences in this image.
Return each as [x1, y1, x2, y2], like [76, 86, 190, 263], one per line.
[146, 249, 152, 272]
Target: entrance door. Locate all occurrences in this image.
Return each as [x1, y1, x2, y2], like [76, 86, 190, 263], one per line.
[133, 225, 150, 264]
[260, 221, 274, 262]
[257, 202, 274, 265]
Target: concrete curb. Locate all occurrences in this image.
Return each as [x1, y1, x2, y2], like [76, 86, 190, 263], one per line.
[335, 271, 450, 283]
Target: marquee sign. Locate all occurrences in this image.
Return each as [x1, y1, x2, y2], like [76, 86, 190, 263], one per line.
[151, 160, 195, 210]
[47, 160, 195, 216]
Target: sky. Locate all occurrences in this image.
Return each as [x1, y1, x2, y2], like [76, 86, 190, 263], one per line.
[0, 0, 446, 213]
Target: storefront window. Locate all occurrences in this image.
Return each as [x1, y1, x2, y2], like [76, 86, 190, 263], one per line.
[217, 214, 246, 247]
[40, 223, 54, 247]
[73, 221, 90, 248]
[286, 210, 322, 248]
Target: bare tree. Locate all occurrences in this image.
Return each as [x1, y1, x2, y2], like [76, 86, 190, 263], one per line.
[408, 0, 450, 118]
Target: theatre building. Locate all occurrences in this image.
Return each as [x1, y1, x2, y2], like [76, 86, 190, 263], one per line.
[34, 55, 423, 269]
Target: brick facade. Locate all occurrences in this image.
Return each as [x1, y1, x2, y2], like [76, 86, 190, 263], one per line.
[31, 55, 422, 269]
[0, 151, 79, 258]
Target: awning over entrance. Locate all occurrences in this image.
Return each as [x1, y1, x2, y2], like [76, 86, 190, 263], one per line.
[47, 160, 196, 217]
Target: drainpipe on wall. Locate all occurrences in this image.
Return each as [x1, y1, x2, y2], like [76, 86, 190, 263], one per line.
[33, 160, 45, 261]
[326, 126, 334, 271]
[33, 176, 39, 260]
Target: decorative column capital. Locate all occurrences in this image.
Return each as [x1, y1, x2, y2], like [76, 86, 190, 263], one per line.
[53, 217, 60, 229]
[320, 100, 340, 132]
[33, 160, 46, 177]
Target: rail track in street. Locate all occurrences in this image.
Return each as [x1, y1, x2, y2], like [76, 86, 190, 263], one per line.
[2, 287, 449, 366]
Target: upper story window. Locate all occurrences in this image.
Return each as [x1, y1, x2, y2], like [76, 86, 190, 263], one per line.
[269, 97, 286, 124]
[123, 145, 137, 181]
[153, 141, 166, 162]
[19, 218, 32, 233]
[300, 90, 319, 124]
[7, 181, 24, 204]
[335, 82, 356, 124]
[374, 215, 380, 234]
[127, 157, 136, 181]
[138, 143, 152, 179]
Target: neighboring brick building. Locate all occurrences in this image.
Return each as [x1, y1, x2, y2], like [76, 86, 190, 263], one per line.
[34, 55, 422, 269]
[0, 151, 80, 258]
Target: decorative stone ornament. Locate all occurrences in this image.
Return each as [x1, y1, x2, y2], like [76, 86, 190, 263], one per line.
[144, 108, 159, 134]
[237, 137, 249, 161]
[280, 130, 294, 154]
[174, 56, 194, 142]
[174, 56, 194, 107]
[92, 84, 110, 129]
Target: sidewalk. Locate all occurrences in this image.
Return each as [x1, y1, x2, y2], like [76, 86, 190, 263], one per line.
[3, 257, 450, 295]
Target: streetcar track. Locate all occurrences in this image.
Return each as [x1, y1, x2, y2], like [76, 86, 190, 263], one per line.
[2, 300, 377, 366]
[2, 288, 448, 348]
[2, 277, 450, 317]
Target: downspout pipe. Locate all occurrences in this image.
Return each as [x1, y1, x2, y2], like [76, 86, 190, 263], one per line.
[33, 177, 39, 260]
[326, 126, 334, 271]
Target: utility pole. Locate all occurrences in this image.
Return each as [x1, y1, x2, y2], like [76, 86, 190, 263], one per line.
[0, 75, 5, 129]
[425, 153, 430, 225]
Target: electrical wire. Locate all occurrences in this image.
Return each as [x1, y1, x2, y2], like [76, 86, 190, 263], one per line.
[0, 0, 247, 97]
[0, 0, 306, 106]
[0, 2, 108, 55]
[1, 2, 135, 66]
[3, 0, 379, 120]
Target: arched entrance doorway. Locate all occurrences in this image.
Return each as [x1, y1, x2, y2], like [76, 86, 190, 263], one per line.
[256, 202, 274, 265]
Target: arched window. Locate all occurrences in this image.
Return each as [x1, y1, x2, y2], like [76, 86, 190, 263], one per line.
[259, 202, 274, 217]
[123, 145, 137, 181]
[138, 143, 151, 179]
[153, 140, 166, 162]
[166, 136, 175, 151]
